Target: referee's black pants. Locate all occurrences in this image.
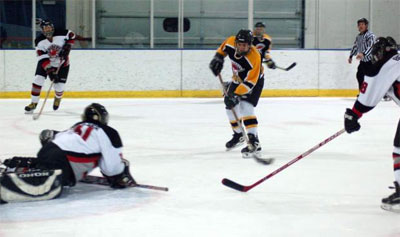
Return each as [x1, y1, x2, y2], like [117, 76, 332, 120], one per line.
[356, 61, 372, 91]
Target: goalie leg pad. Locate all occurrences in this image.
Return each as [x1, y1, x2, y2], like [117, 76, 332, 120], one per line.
[0, 169, 63, 204]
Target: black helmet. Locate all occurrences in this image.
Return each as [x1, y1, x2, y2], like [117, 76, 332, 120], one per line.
[38, 19, 54, 38]
[254, 22, 266, 28]
[235, 29, 253, 45]
[371, 36, 398, 63]
[357, 18, 369, 25]
[82, 103, 109, 125]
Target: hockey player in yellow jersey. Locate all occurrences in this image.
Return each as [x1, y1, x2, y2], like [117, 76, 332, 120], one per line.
[209, 29, 264, 158]
[253, 22, 276, 69]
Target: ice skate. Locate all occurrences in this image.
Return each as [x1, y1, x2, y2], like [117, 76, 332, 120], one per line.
[241, 133, 262, 158]
[24, 102, 37, 114]
[225, 132, 245, 151]
[53, 97, 61, 110]
[381, 181, 400, 213]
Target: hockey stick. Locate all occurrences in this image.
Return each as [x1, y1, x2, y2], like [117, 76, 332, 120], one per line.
[81, 175, 169, 192]
[222, 128, 346, 192]
[217, 74, 273, 165]
[33, 61, 64, 120]
[275, 62, 296, 71]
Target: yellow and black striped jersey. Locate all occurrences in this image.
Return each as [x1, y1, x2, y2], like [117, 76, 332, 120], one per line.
[252, 33, 272, 60]
[216, 36, 262, 96]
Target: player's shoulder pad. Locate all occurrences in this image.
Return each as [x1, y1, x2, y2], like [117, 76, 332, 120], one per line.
[225, 36, 236, 47]
[98, 124, 123, 148]
[35, 35, 46, 46]
[53, 29, 69, 37]
[263, 34, 272, 42]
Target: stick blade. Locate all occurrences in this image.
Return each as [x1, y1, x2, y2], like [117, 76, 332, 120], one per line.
[222, 178, 248, 192]
[286, 62, 297, 71]
[32, 114, 39, 120]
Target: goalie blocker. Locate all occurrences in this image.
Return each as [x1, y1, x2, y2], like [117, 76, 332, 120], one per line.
[0, 168, 63, 204]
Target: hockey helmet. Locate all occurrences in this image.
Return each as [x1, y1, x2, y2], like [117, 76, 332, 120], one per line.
[254, 22, 266, 28]
[371, 36, 398, 63]
[254, 22, 266, 37]
[235, 29, 253, 45]
[39, 19, 54, 38]
[357, 18, 369, 25]
[82, 103, 109, 125]
[235, 29, 253, 56]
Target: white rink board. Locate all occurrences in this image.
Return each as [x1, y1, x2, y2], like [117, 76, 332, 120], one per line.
[0, 49, 359, 92]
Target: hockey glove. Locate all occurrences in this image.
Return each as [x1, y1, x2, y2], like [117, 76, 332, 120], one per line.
[59, 44, 71, 58]
[209, 53, 224, 76]
[103, 159, 136, 189]
[224, 88, 240, 109]
[46, 67, 59, 82]
[344, 108, 361, 133]
[265, 59, 276, 69]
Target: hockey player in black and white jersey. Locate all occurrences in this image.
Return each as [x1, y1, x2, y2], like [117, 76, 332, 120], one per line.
[344, 36, 400, 212]
[252, 22, 276, 70]
[24, 19, 75, 113]
[0, 103, 136, 203]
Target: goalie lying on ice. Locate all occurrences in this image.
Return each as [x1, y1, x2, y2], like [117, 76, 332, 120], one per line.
[0, 103, 136, 204]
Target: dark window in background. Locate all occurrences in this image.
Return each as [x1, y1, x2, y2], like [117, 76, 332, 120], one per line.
[0, 0, 66, 48]
[163, 18, 190, 33]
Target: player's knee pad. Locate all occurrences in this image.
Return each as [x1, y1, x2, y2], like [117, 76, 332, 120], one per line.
[33, 75, 46, 86]
[0, 169, 63, 204]
[239, 100, 255, 117]
[54, 82, 66, 93]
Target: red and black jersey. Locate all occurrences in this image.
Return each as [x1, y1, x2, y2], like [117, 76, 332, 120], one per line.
[35, 28, 75, 70]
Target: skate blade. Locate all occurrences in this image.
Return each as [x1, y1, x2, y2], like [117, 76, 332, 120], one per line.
[381, 203, 400, 213]
[25, 111, 34, 114]
[226, 141, 245, 151]
[241, 151, 262, 159]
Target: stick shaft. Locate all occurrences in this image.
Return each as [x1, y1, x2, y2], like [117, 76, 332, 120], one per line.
[223, 128, 346, 192]
[33, 61, 64, 120]
[217, 74, 251, 146]
[248, 128, 345, 190]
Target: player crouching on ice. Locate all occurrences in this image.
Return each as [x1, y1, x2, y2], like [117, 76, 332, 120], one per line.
[344, 36, 400, 212]
[0, 103, 136, 203]
[209, 29, 264, 159]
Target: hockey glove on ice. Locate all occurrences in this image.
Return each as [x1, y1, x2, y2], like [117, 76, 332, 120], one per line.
[265, 59, 276, 69]
[344, 108, 361, 133]
[209, 53, 224, 76]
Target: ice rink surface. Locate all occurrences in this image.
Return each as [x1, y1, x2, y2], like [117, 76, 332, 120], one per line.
[0, 98, 399, 237]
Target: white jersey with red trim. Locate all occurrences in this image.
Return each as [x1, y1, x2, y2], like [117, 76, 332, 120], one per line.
[35, 29, 75, 67]
[52, 122, 125, 181]
[358, 54, 400, 108]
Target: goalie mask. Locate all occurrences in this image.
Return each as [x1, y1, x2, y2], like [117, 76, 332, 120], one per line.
[82, 103, 109, 125]
[371, 36, 398, 64]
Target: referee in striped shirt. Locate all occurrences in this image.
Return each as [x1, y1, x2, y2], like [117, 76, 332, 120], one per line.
[348, 18, 376, 91]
